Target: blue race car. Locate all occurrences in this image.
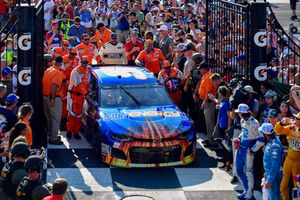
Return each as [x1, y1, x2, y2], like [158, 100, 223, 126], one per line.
[82, 66, 196, 167]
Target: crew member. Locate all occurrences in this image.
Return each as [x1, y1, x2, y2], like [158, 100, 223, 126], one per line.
[90, 22, 112, 49]
[158, 60, 184, 106]
[67, 56, 90, 140]
[259, 123, 284, 200]
[51, 40, 69, 59]
[62, 48, 79, 121]
[275, 113, 300, 200]
[42, 56, 64, 145]
[234, 104, 264, 200]
[135, 39, 164, 77]
[76, 33, 98, 64]
[99, 33, 127, 65]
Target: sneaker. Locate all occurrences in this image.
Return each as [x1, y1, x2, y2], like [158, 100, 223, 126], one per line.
[49, 139, 63, 145]
[73, 134, 82, 140]
[291, 15, 298, 20]
[66, 132, 72, 139]
[231, 176, 238, 184]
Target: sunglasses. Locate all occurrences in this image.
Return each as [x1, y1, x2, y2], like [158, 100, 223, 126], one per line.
[83, 38, 89, 41]
[75, 23, 80, 25]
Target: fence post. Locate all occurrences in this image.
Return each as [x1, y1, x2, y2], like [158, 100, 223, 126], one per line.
[249, 2, 268, 89]
[17, 2, 46, 148]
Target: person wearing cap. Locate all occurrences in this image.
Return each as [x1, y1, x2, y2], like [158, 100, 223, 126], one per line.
[42, 56, 65, 145]
[234, 103, 264, 200]
[0, 93, 19, 133]
[79, 1, 93, 32]
[1, 38, 13, 66]
[90, 22, 112, 49]
[260, 90, 278, 124]
[158, 24, 174, 63]
[182, 43, 195, 79]
[99, 33, 127, 65]
[67, 16, 88, 47]
[16, 155, 44, 200]
[158, 60, 184, 106]
[124, 30, 144, 65]
[274, 113, 300, 200]
[243, 85, 259, 118]
[44, 0, 55, 32]
[94, 0, 109, 26]
[128, 12, 139, 33]
[173, 43, 186, 72]
[116, 6, 130, 44]
[57, 12, 74, 40]
[258, 123, 284, 200]
[135, 39, 164, 76]
[51, 40, 69, 59]
[42, 178, 68, 200]
[67, 56, 91, 140]
[76, 33, 98, 64]
[198, 62, 217, 147]
[45, 20, 63, 49]
[1, 142, 29, 198]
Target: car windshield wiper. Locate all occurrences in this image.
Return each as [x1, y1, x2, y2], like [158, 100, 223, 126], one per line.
[120, 86, 141, 106]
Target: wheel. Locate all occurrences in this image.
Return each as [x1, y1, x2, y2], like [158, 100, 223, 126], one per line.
[291, 26, 298, 34]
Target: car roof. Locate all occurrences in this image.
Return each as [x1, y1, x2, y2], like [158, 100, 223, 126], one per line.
[92, 66, 159, 85]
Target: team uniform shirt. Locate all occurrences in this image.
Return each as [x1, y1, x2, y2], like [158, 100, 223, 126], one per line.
[51, 47, 68, 59]
[124, 39, 144, 62]
[92, 28, 112, 49]
[198, 71, 216, 101]
[275, 122, 300, 160]
[76, 43, 98, 64]
[42, 66, 64, 98]
[68, 65, 90, 96]
[99, 42, 127, 65]
[63, 55, 79, 80]
[158, 68, 185, 86]
[136, 48, 164, 74]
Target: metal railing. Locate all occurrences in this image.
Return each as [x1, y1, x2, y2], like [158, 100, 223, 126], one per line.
[205, 0, 250, 83]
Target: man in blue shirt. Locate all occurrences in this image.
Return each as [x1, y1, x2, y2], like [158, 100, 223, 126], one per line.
[0, 93, 19, 133]
[67, 17, 88, 47]
[116, 7, 130, 43]
[259, 123, 284, 200]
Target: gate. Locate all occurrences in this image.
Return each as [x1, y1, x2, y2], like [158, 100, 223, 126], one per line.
[205, 0, 250, 82]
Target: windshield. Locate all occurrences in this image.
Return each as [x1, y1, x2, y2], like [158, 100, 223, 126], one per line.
[100, 84, 173, 108]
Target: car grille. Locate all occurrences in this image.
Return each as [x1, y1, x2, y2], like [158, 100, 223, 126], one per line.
[129, 146, 182, 164]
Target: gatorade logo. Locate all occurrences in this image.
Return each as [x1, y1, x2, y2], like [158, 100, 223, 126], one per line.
[18, 68, 31, 86]
[18, 33, 31, 51]
[254, 31, 267, 47]
[254, 65, 267, 81]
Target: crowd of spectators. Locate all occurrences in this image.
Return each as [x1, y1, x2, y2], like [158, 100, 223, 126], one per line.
[0, 0, 299, 199]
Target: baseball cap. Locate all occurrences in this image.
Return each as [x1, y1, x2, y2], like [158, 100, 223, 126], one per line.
[96, 22, 105, 29]
[99, 0, 105, 3]
[6, 93, 19, 104]
[130, 30, 138, 35]
[199, 62, 210, 70]
[111, 33, 118, 40]
[158, 25, 168, 31]
[151, 6, 159, 12]
[258, 123, 274, 135]
[224, 45, 234, 52]
[268, 109, 278, 117]
[228, 78, 239, 88]
[264, 90, 277, 99]
[183, 43, 193, 51]
[62, 12, 70, 18]
[243, 85, 256, 94]
[234, 103, 250, 113]
[175, 43, 185, 51]
[55, 56, 63, 63]
[1, 67, 13, 76]
[70, 47, 77, 54]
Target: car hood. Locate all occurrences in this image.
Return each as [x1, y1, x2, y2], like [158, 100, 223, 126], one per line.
[100, 106, 192, 139]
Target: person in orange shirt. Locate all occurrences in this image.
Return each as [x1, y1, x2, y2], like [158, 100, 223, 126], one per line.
[197, 62, 217, 147]
[18, 104, 34, 147]
[90, 22, 112, 49]
[42, 56, 64, 145]
[51, 40, 69, 59]
[76, 33, 98, 64]
[61, 48, 79, 123]
[158, 60, 184, 106]
[66, 56, 91, 140]
[135, 39, 164, 77]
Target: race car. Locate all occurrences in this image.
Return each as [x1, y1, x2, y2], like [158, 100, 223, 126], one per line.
[82, 66, 196, 167]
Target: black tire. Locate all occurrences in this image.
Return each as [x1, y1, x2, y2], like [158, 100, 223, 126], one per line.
[291, 27, 298, 34]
